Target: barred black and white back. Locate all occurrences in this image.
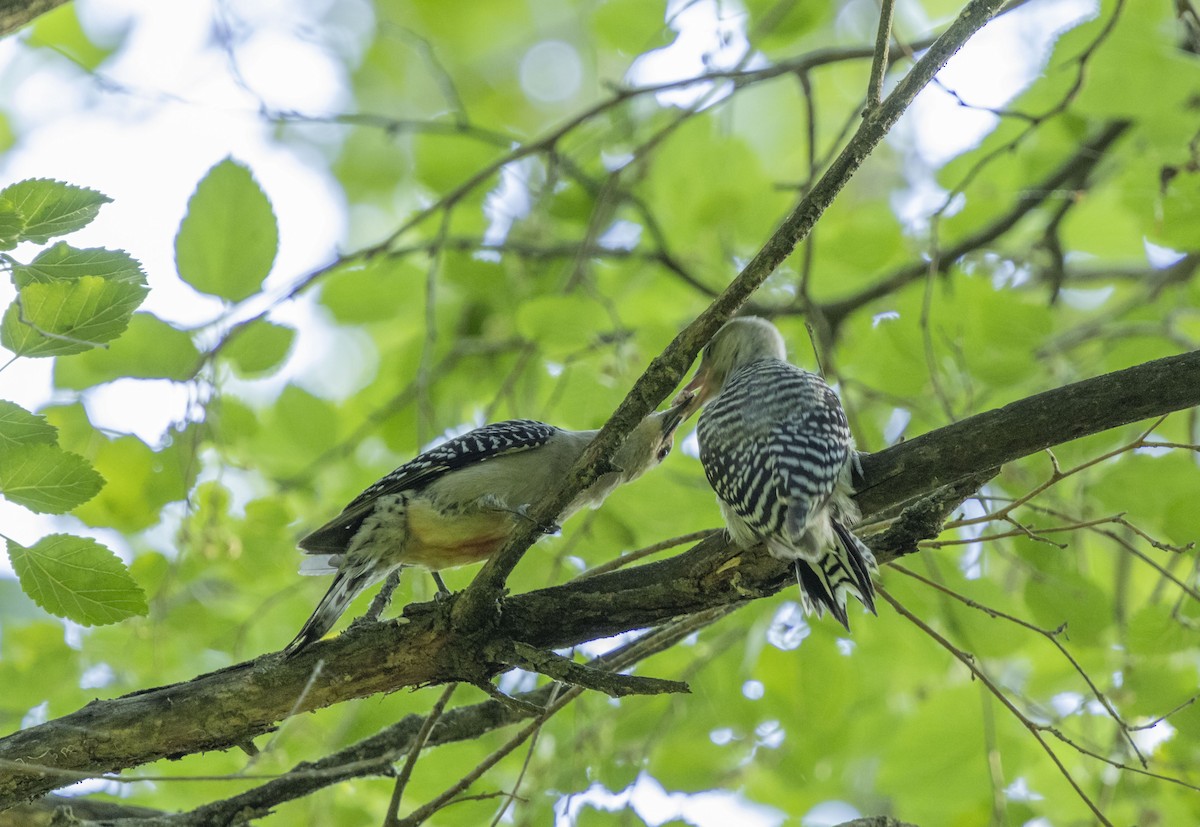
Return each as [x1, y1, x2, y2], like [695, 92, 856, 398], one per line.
[697, 359, 877, 628]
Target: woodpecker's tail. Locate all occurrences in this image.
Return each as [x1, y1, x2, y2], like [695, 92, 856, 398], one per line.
[793, 518, 878, 630]
[285, 562, 381, 657]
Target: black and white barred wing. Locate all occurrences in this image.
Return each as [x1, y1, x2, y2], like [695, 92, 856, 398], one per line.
[767, 388, 852, 543]
[298, 419, 559, 554]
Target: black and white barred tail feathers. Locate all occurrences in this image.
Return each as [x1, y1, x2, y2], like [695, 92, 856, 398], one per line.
[299, 420, 558, 555]
[285, 560, 384, 655]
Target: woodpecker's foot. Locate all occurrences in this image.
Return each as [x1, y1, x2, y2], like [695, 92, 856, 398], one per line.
[431, 571, 451, 599]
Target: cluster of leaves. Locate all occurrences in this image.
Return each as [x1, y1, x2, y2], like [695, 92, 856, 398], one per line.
[0, 179, 150, 625]
[0, 0, 1197, 825]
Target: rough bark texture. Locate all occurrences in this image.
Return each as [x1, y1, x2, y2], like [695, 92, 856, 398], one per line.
[0, 349, 1196, 806]
[0, 0, 67, 37]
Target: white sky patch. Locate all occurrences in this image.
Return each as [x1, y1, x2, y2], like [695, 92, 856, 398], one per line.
[1130, 719, 1176, 756]
[754, 719, 784, 749]
[801, 800, 862, 827]
[520, 41, 584, 104]
[1049, 691, 1085, 717]
[871, 310, 900, 327]
[482, 156, 539, 250]
[766, 600, 810, 651]
[1145, 239, 1187, 267]
[1004, 776, 1044, 802]
[904, 0, 1097, 167]
[556, 772, 785, 827]
[83, 379, 193, 445]
[956, 493, 991, 580]
[709, 727, 735, 745]
[575, 628, 644, 659]
[742, 679, 764, 700]
[627, 0, 757, 108]
[882, 407, 911, 445]
[598, 219, 643, 250]
[1057, 285, 1114, 310]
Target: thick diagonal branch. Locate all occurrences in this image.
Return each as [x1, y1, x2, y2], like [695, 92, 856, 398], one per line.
[457, 0, 1013, 624]
[1, 349, 1197, 806]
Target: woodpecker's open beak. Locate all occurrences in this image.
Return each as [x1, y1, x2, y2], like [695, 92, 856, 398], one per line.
[672, 363, 712, 421]
[659, 395, 691, 436]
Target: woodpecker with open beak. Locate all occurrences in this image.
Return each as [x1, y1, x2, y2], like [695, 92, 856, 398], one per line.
[674, 316, 876, 629]
[285, 400, 690, 654]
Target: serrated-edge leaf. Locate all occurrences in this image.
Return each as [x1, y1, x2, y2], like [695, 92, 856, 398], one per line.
[0, 443, 104, 513]
[0, 196, 23, 251]
[1, 277, 148, 357]
[13, 243, 147, 287]
[7, 534, 147, 625]
[174, 158, 278, 302]
[0, 400, 58, 448]
[0, 178, 111, 244]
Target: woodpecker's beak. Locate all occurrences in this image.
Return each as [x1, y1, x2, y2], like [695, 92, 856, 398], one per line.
[659, 395, 691, 436]
[672, 363, 712, 420]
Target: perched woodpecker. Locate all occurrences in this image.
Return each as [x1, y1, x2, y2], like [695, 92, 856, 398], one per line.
[285, 402, 689, 654]
[676, 316, 877, 628]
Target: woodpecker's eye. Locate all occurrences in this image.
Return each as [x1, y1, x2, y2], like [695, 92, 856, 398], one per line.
[656, 443, 672, 461]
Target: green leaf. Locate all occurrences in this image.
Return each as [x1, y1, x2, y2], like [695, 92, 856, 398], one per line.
[1024, 571, 1111, 647]
[515, 295, 599, 358]
[54, 312, 200, 389]
[7, 534, 147, 626]
[174, 158, 278, 302]
[0, 443, 104, 513]
[1, 276, 148, 357]
[73, 432, 192, 533]
[320, 258, 415, 323]
[221, 319, 296, 377]
[27, 4, 115, 72]
[0, 401, 57, 448]
[1127, 603, 1195, 656]
[592, 0, 669, 53]
[13, 243, 146, 288]
[0, 179, 111, 243]
[0, 196, 22, 250]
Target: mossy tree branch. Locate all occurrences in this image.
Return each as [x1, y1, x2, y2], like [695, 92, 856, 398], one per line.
[0, 349, 1197, 807]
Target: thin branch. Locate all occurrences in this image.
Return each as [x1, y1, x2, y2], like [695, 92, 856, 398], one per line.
[384, 684, 458, 826]
[865, 0, 896, 111]
[878, 586, 1114, 826]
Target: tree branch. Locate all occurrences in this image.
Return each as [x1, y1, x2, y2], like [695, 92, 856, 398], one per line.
[455, 0, 1013, 628]
[0, 0, 66, 37]
[1, 349, 1197, 806]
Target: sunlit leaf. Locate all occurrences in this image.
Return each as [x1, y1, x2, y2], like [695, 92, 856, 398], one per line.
[13, 243, 146, 287]
[54, 312, 200, 388]
[174, 158, 278, 302]
[0, 400, 58, 448]
[220, 319, 296, 377]
[7, 534, 147, 625]
[0, 178, 111, 243]
[1, 276, 147, 357]
[0, 443, 104, 513]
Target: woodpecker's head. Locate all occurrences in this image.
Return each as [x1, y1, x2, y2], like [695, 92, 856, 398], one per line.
[612, 396, 691, 480]
[675, 316, 787, 416]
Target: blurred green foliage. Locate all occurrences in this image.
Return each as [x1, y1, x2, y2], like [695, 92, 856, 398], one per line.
[1, 0, 1198, 824]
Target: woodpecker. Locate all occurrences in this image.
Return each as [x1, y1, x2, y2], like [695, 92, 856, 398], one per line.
[676, 316, 876, 629]
[285, 402, 689, 654]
